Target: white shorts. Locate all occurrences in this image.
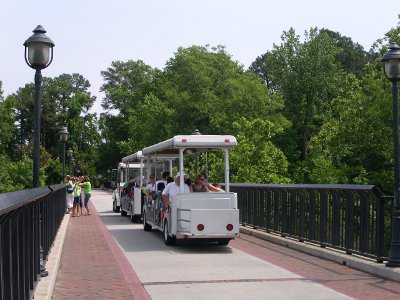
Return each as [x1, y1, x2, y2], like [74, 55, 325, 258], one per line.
[66, 194, 74, 208]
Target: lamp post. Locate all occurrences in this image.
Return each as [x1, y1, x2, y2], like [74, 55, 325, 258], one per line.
[192, 129, 201, 174]
[71, 158, 76, 176]
[382, 43, 400, 267]
[24, 25, 55, 188]
[66, 148, 73, 175]
[59, 127, 69, 182]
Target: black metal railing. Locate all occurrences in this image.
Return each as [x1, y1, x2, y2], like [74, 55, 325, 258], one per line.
[231, 184, 390, 262]
[0, 184, 66, 300]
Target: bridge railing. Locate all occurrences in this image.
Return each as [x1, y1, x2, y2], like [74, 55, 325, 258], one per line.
[230, 183, 390, 262]
[0, 184, 66, 300]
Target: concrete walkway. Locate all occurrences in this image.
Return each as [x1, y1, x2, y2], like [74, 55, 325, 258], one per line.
[34, 190, 400, 299]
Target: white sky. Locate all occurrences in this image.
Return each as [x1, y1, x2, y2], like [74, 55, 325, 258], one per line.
[1, 0, 399, 114]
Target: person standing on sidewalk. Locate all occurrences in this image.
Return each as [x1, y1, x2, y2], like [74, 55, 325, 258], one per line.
[72, 177, 81, 217]
[65, 175, 74, 214]
[79, 176, 84, 215]
[80, 175, 92, 215]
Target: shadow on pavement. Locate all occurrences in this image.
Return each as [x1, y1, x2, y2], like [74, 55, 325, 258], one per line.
[109, 227, 234, 254]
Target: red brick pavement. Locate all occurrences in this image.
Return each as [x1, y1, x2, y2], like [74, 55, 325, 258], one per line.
[231, 234, 400, 300]
[52, 202, 151, 300]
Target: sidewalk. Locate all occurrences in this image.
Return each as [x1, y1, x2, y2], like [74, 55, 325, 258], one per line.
[34, 201, 150, 300]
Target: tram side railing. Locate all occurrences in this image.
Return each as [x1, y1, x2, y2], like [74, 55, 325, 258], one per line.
[230, 183, 390, 262]
[0, 184, 66, 300]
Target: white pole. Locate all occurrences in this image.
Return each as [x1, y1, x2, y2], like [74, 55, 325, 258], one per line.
[140, 158, 144, 188]
[179, 148, 184, 193]
[224, 148, 229, 192]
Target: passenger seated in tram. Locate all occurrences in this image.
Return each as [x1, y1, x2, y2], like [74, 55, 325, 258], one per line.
[161, 172, 191, 209]
[123, 177, 135, 197]
[156, 171, 170, 192]
[202, 175, 224, 192]
[146, 174, 157, 205]
[210, 182, 224, 192]
[192, 174, 210, 192]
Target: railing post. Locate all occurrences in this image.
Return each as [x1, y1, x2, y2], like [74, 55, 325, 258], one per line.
[0, 224, 3, 300]
[376, 195, 387, 262]
[299, 190, 305, 242]
[319, 190, 328, 247]
[281, 190, 287, 237]
[359, 191, 370, 254]
[289, 191, 296, 236]
[266, 189, 272, 232]
[345, 191, 355, 254]
[273, 189, 279, 232]
[309, 190, 317, 241]
[331, 190, 340, 247]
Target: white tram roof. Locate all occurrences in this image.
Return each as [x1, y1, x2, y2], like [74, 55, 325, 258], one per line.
[142, 135, 237, 156]
[118, 162, 142, 169]
[121, 151, 144, 163]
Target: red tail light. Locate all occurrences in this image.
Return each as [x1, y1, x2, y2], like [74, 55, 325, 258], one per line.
[197, 224, 204, 231]
[226, 224, 233, 231]
[182, 138, 187, 142]
[224, 138, 230, 142]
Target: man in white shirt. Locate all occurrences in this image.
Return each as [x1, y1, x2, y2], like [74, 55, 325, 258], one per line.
[161, 171, 190, 208]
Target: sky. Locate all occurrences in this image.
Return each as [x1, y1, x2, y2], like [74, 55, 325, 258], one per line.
[1, 0, 399, 115]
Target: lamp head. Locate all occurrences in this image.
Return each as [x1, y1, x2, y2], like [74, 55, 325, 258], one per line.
[24, 25, 55, 69]
[382, 43, 400, 81]
[192, 129, 201, 135]
[59, 127, 69, 142]
[67, 148, 73, 158]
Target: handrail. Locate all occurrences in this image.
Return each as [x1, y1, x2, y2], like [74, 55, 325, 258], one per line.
[0, 184, 66, 300]
[229, 183, 390, 262]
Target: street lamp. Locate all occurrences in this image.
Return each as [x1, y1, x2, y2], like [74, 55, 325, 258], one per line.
[59, 127, 69, 182]
[382, 43, 400, 267]
[71, 158, 76, 176]
[192, 129, 201, 174]
[24, 25, 55, 187]
[66, 148, 73, 175]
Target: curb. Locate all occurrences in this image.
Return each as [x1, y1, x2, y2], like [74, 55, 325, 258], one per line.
[239, 226, 400, 282]
[33, 213, 70, 300]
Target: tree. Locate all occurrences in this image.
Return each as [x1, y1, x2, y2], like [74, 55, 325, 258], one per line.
[100, 60, 158, 114]
[99, 60, 158, 164]
[41, 73, 97, 154]
[249, 28, 351, 182]
[10, 73, 100, 183]
[319, 29, 372, 77]
[0, 96, 17, 155]
[119, 93, 176, 154]
[161, 45, 286, 135]
[229, 117, 290, 183]
[308, 63, 393, 192]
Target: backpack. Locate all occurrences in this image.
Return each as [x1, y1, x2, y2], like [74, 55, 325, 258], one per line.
[67, 183, 74, 194]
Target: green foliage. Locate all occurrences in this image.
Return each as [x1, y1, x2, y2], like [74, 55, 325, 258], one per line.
[101, 60, 158, 113]
[162, 45, 284, 135]
[99, 60, 157, 166]
[0, 95, 17, 155]
[43, 158, 63, 185]
[319, 29, 372, 77]
[230, 118, 290, 183]
[120, 93, 176, 153]
[308, 63, 393, 192]
[0, 153, 62, 192]
[9, 73, 100, 184]
[249, 27, 374, 182]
